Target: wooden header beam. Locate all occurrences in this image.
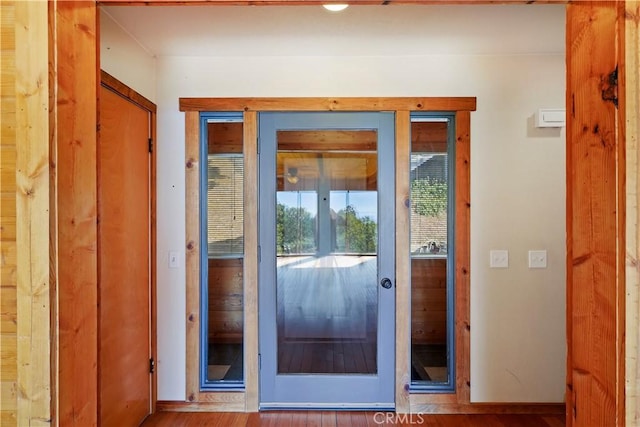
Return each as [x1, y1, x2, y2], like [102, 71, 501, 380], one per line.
[99, 0, 568, 6]
[180, 97, 477, 112]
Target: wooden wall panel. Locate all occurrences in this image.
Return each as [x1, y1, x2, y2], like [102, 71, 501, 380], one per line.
[411, 258, 447, 345]
[626, 0, 640, 424]
[15, 2, 51, 426]
[50, 1, 98, 425]
[566, 3, 624, 426]
[208, 259, 244, 343]
[0, 2, 17, 425]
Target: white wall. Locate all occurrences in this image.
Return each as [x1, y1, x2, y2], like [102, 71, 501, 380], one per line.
[155, 54, 566, 403]
[100, 8, 157, 103]
[101, 4, 567, 404]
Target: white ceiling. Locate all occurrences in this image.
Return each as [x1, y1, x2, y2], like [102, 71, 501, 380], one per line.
[102, 4, 565, 58]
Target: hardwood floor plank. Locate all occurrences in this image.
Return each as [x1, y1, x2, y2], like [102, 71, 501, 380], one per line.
[321, 411, 337, 427]
[141, 411, 566, 426]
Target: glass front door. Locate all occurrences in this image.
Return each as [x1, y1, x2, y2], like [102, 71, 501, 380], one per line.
[259, 112, 395, 408]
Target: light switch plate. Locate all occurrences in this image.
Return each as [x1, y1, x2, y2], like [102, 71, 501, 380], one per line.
[169, 251, 180, 269]
[528, 250, 547, 268]
[490, 250, 509, 268]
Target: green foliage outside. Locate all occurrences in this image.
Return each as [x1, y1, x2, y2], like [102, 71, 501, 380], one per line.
[336, 205, 377, 253]
[276, 203, 316, 254]
[410, 178, 448, 217]
[276, 202, 377, 255]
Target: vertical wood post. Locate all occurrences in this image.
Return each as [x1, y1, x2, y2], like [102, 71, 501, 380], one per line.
[16, 1, 51, 425]
[395, 111, 411, 414]
[50, 1, 98, 425]
[566, 2, 625, 426]
[625, 0, 640, 424]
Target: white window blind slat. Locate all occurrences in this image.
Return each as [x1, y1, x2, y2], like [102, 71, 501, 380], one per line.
[207, 155, 244, 256]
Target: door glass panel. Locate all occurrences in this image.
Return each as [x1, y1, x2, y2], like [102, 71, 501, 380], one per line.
[275, 130, 378, 375]
[410, 119, 451, 385]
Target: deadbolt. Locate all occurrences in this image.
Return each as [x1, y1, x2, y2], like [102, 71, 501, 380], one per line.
[380, 277, 393, 289]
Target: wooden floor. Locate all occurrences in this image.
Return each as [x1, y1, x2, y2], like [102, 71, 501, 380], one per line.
[141, 411, 566, 426]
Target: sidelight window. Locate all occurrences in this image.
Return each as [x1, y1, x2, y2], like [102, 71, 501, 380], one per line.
[410, 114, 455, 391]
[200, 113, 245, 389]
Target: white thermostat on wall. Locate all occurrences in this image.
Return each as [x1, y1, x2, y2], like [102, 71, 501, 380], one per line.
[535, 108, 566, 128]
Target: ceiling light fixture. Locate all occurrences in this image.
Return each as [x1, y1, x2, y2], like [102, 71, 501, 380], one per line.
[286, 167, 299, 184]
[323, 4, 349, 12]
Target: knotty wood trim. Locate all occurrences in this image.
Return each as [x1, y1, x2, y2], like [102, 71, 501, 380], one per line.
[395, 111, 411, 414]
[100, 0, 569, 5]
[185, 110, 252, 410]
[454, 110, 471, 405]
[185, 111, 200, 403]
[243, 111, 259, 412]
[625, 1, 640, 424]
[15, 1, 50, 425]
[50, 1, 99, 425]
[411, 111, 471, 411]
[566, 3, 624, 426]
[100, 70, 159, 414]
[179, 97, 477, 113]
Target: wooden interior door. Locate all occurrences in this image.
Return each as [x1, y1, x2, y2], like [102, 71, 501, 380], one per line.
[98, 84, 152, 426]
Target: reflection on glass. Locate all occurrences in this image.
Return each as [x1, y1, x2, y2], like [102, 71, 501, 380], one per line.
[275, 130, 378, 375]
[206, 121, 244, 384]
[410, 120, 450, 384]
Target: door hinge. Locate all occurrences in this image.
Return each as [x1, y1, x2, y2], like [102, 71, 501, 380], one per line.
[258, 353, 261, 371]
[258, 245, 261, 263]
[148, 138, 153, 153]
[149, 357, 155, 374]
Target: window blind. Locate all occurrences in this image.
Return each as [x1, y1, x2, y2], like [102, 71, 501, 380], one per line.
[207, 155, 244, 256]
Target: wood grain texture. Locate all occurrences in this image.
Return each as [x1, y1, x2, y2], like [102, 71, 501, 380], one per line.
[0, 2, 17, 425]
[100, 70, 156, 113]
[180, 98, 477, 113]
[51, 1, 98, 425]
[208, 258, 243, 342]
[142, 409, 566, 426]
[185, 111, 201, 404]
[14, 1, 50, 426]
[566, 3, 624, 427]
[395, 111, 411, 414]
[453, 110, 471, 406]
[98, 84, 152, 427]
[411, 259, 447, 344]
[101, 0, 569, 5]
[626, 1, 640, 424]
[243, 110, 259, 412]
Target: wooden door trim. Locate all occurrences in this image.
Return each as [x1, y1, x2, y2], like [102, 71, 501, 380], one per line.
[179, 97, 476, 113]
[184, 98, 475, 413]
[100, 70, 158, 414]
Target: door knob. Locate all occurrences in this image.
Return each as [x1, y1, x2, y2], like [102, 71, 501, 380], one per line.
[380, 277, 393, 289]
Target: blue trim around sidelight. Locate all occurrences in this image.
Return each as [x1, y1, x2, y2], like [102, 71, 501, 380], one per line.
[199, 112, 245, 391]
[409, 112, 457, 394]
